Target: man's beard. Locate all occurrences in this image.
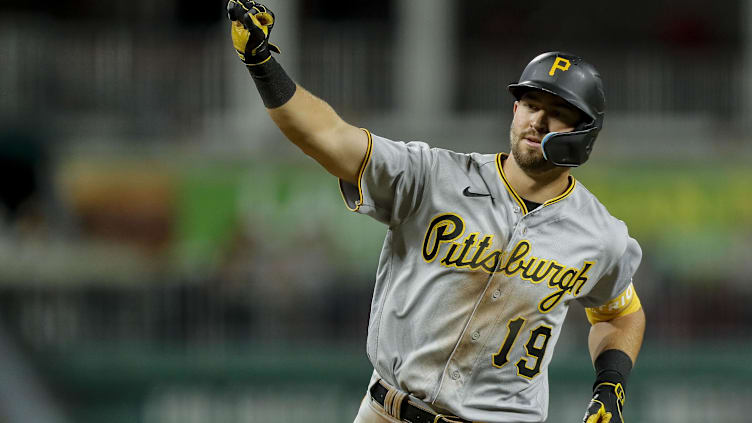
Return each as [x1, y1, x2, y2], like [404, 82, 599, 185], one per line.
[509, 126, 555, 173]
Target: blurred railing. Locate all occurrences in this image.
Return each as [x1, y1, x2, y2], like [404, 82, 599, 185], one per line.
[0, 281, 372, 351]
[0, 18, 744, 131]
[0, 18, 229, 130]
[298, 22, 394, 113]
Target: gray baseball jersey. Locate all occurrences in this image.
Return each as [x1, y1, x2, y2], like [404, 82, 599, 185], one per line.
[339, 130, 642, 423]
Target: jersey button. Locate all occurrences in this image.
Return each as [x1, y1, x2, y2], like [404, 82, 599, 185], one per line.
[471, 331, 480, 341]
[513, 206, 521, 213]
[492, 290, 500, 299]
[451, 371, 460, 380]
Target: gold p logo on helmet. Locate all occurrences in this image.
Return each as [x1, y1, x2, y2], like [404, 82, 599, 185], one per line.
[548, 58, 571, 76]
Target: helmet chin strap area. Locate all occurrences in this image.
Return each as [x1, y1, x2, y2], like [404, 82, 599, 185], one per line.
[541, 124, 599, 167]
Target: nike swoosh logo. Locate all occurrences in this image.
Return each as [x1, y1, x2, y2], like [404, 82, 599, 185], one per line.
[463, 186, 492, 198]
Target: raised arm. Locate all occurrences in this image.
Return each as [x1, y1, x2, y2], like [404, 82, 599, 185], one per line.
[227, 0, 368, 184]
[267, 88, 368, 185]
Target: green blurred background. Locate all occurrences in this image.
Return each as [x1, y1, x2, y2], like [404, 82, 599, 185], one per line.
[1, 0, 752, 422]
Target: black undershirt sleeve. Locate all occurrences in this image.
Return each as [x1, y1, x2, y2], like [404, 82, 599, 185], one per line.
[594, 349, 633, 391]
[247, 57, 297, 109]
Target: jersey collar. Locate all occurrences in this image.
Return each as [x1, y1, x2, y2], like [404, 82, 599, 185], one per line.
[495, 153, 576, 215]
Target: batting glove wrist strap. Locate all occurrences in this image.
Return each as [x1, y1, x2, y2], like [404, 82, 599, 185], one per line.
[583, 382, 626, 423]
[227, 0, 281, 66]
[582, 350, 633, 423]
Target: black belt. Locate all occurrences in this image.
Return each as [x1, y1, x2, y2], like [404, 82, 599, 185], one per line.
[369, 381, 471, 423]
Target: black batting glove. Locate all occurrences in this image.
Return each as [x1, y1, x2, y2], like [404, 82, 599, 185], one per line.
[582, 382, 625, 423]
[227, 0, 281, 66]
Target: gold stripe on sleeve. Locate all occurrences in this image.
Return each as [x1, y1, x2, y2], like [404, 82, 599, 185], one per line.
[585, 284, 643, 324]
[496, 153, 529, 215]
[339, 128, 373, 212]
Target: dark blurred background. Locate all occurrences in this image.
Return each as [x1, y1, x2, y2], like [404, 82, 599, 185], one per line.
[1, 0, 751, 422]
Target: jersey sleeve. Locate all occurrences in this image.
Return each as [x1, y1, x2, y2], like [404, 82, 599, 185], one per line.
[577, 233, 642, 311]
[584, 282, 643, 323]
[339, 130, 435, 226]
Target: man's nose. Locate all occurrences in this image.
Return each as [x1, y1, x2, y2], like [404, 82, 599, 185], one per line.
[530, 110, 548, 133]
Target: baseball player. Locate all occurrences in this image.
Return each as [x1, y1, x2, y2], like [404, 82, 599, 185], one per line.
[226, 2, 646, 422]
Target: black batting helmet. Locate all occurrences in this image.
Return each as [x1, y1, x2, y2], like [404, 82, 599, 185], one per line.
[508, 52, 606, 167]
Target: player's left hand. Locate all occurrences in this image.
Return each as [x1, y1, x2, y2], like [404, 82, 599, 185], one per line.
[226, 0, 281, 66]
[582, 382, 625, 423]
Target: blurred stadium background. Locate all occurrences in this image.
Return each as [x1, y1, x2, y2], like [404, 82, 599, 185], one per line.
[1, 0, 752, 421]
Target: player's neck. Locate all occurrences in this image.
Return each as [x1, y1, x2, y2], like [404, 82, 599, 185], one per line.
[502, 155, 571, 204]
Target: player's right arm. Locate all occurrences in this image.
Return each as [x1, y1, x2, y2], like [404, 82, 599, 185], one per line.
[227, 0, 368, 185]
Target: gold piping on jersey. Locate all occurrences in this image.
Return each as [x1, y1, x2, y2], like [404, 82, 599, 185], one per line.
[496, 153, 529, 214]
[495, 153, 578, 211]
[543, 176, 576, 207]
[585, 283, 643, 324]
[339, 128, 373, 212]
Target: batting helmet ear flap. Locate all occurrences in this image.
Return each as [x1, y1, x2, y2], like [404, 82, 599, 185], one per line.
[540, 123, 600, 167]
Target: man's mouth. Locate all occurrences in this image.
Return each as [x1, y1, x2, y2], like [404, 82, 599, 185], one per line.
[523, 136, 542, 148]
